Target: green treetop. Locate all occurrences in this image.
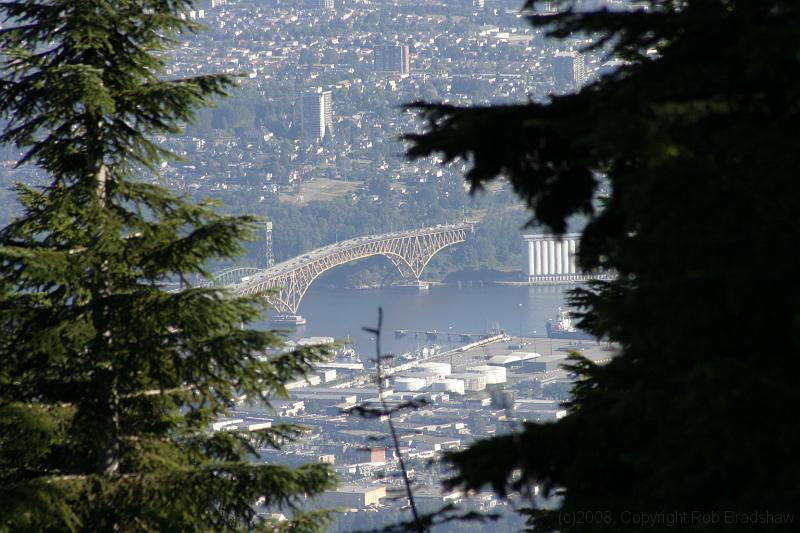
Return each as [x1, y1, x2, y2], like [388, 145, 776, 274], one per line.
[0, 1, 334, 531]
[406, 0, 800, 531]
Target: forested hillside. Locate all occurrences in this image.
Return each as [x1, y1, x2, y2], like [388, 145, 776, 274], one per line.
[199, 186, 533, 285]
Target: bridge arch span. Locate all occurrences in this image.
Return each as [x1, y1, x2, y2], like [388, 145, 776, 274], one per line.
[230, 224, 471, 314]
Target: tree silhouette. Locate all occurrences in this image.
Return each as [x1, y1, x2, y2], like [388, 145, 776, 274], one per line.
[405, 1, 800, 531]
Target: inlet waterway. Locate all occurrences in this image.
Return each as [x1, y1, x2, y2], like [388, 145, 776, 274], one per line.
[254, 283, 577, 357]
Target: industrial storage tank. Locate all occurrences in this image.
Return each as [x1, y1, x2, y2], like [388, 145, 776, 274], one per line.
[430, 379, 465, 395]
[450, 372, 487, 391]
[522, 233, 598, 283]
[417, 362, 451, 378]
[393, 377, 427, 392]
[400, 369, 441, 386]
[465, 365, 507, 385]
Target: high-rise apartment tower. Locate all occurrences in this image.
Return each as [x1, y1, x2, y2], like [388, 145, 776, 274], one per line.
[264, 221, 274, 268]
[300, 89, 333, 140]
[551, 51, 586, 89]
[373, 45, 410, 75]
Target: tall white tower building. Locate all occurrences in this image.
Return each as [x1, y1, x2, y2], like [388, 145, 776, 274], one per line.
[300, 89, 333, 140]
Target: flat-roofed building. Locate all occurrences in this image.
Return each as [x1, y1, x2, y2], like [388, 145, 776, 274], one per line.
[522, 354, 569, 373]
[316, 485, 386, 509]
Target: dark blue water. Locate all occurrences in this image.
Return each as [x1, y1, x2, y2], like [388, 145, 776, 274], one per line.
[254, 283, 574, 357]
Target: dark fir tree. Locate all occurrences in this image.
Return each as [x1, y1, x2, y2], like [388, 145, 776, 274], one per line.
[405, 0, 800, 531]
[0, 1, 334, 531]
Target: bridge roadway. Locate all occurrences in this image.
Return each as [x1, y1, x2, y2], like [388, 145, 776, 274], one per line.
[225, 223, 473, 315]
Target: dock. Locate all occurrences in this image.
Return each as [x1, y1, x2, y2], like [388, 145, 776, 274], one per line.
[394, 329, 500, 342]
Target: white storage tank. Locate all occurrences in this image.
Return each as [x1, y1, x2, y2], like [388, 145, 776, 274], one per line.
[417, 362, 451, 378]
[416, 368, 442, 385]
[393, 377, 427, 392]
[450, 372, 487, 391]
[430, 379, 465, 395]
[406, 369, 441, 386]
[466, 365, 507, 385]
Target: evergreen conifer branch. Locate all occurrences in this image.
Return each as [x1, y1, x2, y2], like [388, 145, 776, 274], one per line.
[0, 1, 336, 530]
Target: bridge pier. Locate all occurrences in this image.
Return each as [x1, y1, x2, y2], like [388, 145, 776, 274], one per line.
[394, 279, 430, 290]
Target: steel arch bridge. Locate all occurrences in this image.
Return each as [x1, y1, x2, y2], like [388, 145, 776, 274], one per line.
[197, 267, 265, 287]
[226, 223, 472, 314]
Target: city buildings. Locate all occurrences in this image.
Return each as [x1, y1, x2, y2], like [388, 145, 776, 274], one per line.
[221, 332, 605, 529]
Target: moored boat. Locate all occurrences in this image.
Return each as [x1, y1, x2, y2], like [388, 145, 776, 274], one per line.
[545, 309, 595, 341]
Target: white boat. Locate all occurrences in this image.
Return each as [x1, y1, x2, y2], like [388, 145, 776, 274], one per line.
[546, 309, 594, 341]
